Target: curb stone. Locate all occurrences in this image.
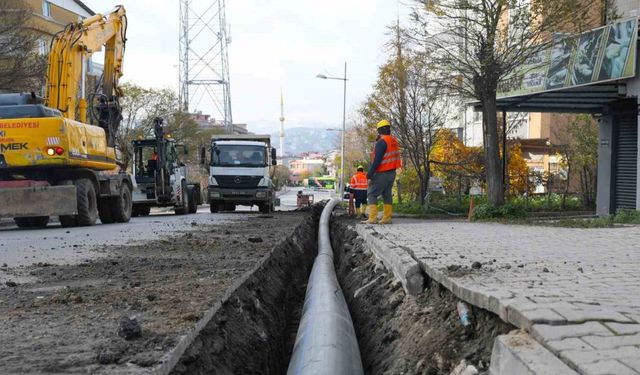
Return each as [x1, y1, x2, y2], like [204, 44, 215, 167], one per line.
[489, 332, 579, 375]
[355, 225, 424, 296]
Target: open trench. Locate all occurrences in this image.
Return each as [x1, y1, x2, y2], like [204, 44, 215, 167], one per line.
[171, 207, 514, 375]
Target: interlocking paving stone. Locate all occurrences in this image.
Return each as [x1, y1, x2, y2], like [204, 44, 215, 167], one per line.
[576, 360, 639, 375]
[356, 220, 640, 374]
[546, 338, 593, 352]
[603, 323, 640, 335]
[532, 322, 613, 342]
[582, 333, 640, 349]
[559, 346, 640, 365]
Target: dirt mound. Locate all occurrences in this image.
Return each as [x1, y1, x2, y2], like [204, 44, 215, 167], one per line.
[331, 219, 513, 375]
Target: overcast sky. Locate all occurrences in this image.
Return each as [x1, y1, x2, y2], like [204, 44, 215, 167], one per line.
[83, 0, 412, 133]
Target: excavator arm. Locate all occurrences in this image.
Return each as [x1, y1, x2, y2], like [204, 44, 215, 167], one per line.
[46, 5, 127, 147]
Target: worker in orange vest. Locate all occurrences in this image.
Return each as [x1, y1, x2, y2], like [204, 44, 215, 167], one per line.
[362, 119, 401, 224]
[349, 165, 368, 218]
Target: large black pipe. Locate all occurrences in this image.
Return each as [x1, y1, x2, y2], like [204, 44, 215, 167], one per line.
[287, 198, 364, 375]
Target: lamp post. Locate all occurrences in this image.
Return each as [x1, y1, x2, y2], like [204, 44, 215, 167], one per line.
[317, 62, 347, 199]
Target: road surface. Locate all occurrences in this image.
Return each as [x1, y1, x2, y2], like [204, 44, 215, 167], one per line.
[0, 187, 332, 283]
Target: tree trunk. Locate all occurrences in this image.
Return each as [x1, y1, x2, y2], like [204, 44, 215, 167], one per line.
[562, 163, 571, 209]
[418, 176, 426, 206]
[481, 95, 504, 206]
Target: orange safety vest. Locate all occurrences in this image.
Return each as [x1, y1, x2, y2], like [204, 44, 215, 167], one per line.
[373, 135, 401, 173]
[350, 172, 368, 190]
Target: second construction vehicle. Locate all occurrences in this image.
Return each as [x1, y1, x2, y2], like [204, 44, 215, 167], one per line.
[130, 118, 202, 216]
[0, 6, 132, 228]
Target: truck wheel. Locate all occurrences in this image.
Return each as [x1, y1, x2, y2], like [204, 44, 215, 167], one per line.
[209, 202, 219, 213]
[75, 179, 98, 226]
[259, 203, 271, 214]
[111, 184, 132, 223]
[98, 198, 115, 224]
[188, 187, 198, 214]
[174, 181, 188, 215]
[14, 217, 32, 228]
[138, 206, 151, 216]
[59, 215, 78, 227]
[28, 216, 50, 228]
[225, 203, 236, 212]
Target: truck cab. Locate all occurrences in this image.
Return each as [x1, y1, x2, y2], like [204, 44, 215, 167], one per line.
[204, 135, 277, 213]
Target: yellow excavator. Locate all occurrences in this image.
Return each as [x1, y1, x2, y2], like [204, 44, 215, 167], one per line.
[0, 5, 132, 228]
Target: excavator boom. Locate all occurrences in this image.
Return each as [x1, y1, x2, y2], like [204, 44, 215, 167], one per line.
[46, 5, 127, 146]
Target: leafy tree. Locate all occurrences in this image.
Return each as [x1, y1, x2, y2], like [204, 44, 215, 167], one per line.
[431, 129, 485, 203]
[507, 143, 529, 195]
[271, 165, 290, 190]
[411, 0, 603, 206]
[568, 114, 598, 207]
[117, 84, 179, 168]
[0, 0, 47, 92]
[117, 83, 222, 178]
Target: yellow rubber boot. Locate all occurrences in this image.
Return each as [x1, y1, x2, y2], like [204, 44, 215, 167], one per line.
[379, 204, 393, 224]
[360, 205, 367, 219]
[355, 206, 361, 217]
[361, 204, 378, 224]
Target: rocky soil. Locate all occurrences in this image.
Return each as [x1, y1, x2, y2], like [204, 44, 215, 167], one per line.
[331, 218, 514, 375]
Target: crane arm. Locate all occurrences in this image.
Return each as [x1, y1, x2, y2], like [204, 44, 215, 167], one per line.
[46, 5, 127, 147]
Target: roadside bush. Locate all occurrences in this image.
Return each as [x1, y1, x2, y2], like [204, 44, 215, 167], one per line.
[511, 194, 584, 212]
[614, 209, 640, 224]
[472, 202, 528, 220]
[393, 201, 425, 215]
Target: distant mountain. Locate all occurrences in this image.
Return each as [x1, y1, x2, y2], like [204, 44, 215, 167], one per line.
[269, 127, 339, 156]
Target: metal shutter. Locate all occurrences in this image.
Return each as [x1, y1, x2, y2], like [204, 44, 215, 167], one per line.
[614, 115, 637, 210]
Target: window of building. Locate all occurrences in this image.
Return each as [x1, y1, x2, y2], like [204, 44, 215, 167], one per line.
[38, 39, 49, 55]
[42, 1, 51, 17]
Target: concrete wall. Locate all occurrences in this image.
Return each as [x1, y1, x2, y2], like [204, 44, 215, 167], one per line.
[615, 0, 640, 18]
[596, 114, 614, 216]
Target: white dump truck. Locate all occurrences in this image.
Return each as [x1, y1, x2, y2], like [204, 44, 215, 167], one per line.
[201, 134, 277, 213]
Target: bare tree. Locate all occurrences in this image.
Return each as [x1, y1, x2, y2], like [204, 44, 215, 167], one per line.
[360, 24, 451, 205]
[410, 0, 604, 206]
[0, 0, 46, 92]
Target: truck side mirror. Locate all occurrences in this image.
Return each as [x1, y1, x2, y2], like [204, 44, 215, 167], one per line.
[271, 148, 277, 166]
[200, 147, 206, 165]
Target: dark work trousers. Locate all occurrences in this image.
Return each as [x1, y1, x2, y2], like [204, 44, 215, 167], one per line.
[367, 170, 396, 205]
[351, 189, 367, 208]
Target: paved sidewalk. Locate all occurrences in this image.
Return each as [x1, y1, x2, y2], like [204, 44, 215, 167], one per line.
[356, 220, 640, 375]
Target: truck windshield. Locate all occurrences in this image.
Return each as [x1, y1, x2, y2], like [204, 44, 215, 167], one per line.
[212, 145, 266, 167]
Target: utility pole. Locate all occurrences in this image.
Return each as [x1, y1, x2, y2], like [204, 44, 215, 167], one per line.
[279, 90, 285, 164]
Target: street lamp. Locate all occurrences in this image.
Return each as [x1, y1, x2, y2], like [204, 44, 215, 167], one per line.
[317, 62, 348, 199]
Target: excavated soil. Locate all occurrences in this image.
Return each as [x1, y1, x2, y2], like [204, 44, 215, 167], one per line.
[0, 210, 319, 375]
[331, 218, 514, 375]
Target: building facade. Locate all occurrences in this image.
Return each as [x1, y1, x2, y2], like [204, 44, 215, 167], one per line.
[191, 112, 248, 135]
[24, 0, 95, 54]
[288, 158, 326, 184]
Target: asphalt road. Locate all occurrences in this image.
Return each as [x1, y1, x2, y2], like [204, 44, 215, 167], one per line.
[0, 187, 333, 284]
